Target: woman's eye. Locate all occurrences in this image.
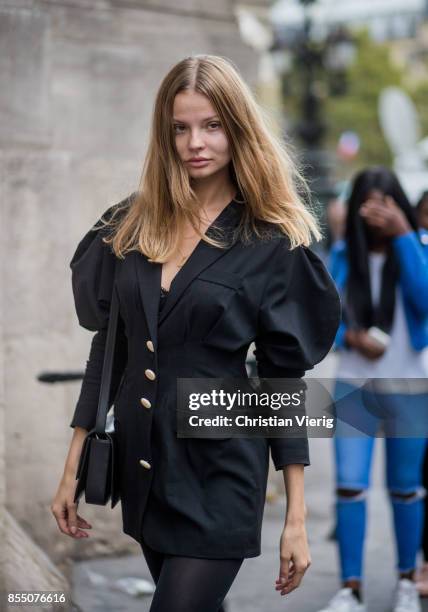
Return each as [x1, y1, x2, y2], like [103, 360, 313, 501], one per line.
[173, 122, 220, 133]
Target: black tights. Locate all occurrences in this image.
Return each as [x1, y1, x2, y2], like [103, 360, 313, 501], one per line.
[140, 539, 244, 612]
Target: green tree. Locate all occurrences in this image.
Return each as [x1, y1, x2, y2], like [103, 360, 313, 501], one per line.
[324, 29, 403, 170]
[410, 79, 428, 140]
[281, 29, 414, 178]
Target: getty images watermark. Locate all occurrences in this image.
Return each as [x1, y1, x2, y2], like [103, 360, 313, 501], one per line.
[176, 378, 428, 439]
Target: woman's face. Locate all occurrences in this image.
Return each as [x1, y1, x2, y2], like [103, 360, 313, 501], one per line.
[363, 188, 385, 207]
[361, 188, 388, 238]
[172, 90, 232, 181]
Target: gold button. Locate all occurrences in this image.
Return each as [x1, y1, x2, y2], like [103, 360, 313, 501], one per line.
[145, 369, 156, 381]
[146, 340, 155, 352]
[139, 459, 151, 470]
[140, 397, 151, 409]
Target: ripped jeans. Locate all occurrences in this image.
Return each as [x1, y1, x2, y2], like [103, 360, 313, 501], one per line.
[333, 380, 427, 581]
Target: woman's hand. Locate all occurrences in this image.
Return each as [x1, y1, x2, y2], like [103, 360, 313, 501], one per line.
[51, 473, 92, 539]
[345, 329, 386, 360]
[359, 195, 411, 238]
[51, 426, 92, 538]
[275, 520, 311, 596]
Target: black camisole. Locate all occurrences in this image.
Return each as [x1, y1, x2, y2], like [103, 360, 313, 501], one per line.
[159, 286, 169, 312]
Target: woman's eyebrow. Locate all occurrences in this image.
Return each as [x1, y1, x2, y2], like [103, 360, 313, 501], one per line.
[172, 115, 220, 123]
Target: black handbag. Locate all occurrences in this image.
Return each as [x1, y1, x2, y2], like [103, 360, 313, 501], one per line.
[73, 279, 121, 509]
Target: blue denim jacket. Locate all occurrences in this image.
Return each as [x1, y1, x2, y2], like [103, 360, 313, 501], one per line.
[329, 229, 428, 351]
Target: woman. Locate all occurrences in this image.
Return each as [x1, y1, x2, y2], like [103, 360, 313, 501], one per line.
[414, 189, 428, 597]
[51, 55, 340, 611]
[416, 190, 428, 233]
[321, 167, 428, 612]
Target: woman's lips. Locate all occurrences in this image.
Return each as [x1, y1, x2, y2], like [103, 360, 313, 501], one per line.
[187, 159, 211, 167]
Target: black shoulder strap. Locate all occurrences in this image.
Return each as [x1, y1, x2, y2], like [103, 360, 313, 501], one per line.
[95, 266, 120, 434]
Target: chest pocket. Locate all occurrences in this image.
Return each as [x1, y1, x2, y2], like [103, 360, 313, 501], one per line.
[187, 269, 242, 341]
[197, 269, 242, 290]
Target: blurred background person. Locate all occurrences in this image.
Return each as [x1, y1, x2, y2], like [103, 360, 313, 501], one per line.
[416, 191, 428, 232]
[417, 403, 428, 599]
[415, 188, 428, 598]
[318, 167, 428, 612]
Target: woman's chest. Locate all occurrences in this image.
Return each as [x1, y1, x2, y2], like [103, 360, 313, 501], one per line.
[115, 241, 273, 348]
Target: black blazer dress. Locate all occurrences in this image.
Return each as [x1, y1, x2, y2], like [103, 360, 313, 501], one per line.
[69, 193, 341, 559]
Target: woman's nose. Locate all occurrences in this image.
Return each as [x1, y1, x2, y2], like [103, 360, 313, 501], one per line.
[188, 129, 204, 150]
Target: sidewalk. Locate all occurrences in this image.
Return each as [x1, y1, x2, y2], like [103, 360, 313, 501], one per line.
[71, 435, 428, 612]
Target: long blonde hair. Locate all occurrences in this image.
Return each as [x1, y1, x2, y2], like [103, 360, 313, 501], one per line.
[102, 54, 321, 261]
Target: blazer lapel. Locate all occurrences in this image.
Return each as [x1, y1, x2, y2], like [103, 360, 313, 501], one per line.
[158, 198, 243, 325]
[133, 196, 243, 335]
[133, 251, 161, 349]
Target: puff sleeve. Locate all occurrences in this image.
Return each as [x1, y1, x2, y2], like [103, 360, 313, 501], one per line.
[69, 201, 130, 431]
[254, 238, 341, 469]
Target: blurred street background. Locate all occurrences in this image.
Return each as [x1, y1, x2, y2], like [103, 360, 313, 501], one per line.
[2, 0, 428, 610]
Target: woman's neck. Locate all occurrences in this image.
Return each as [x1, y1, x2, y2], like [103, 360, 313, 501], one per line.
[367, 235, 388, 254]
[369, 245, 387, 254]
[191, 171, 236, 215]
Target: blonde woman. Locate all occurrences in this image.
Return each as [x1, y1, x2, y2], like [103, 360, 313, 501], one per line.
[51, 55, 340, 611]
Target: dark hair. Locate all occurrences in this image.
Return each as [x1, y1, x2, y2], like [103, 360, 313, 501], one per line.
[344, 166, 418, 333]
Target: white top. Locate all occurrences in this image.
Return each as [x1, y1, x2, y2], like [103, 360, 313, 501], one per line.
[335, 251, 428, 391]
